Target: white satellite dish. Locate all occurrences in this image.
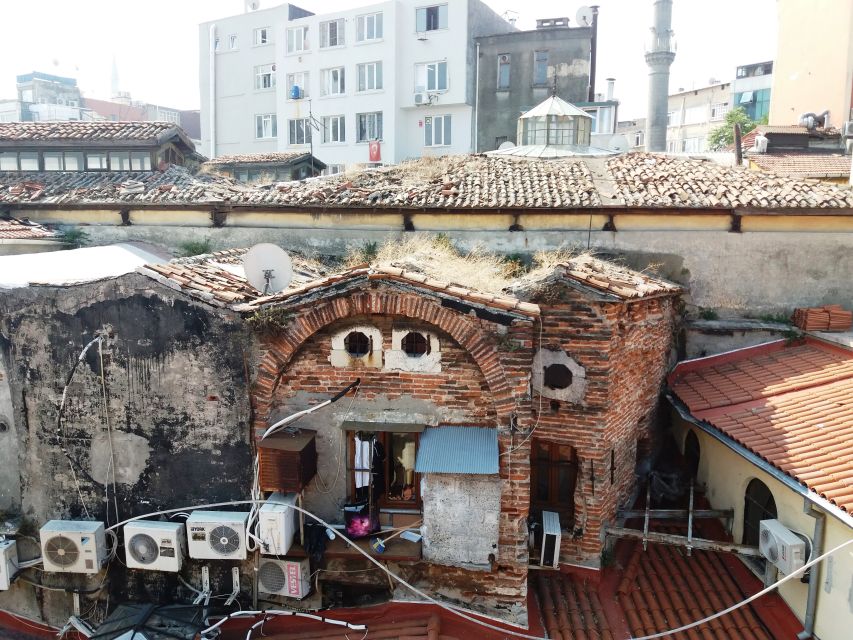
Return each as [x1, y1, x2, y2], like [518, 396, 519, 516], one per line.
[245, 0, 261, 12]
[576, 6, 594, 27]
[243, 243, 293, 295]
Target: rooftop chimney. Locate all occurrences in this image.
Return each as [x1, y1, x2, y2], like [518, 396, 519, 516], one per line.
[644, 0, 676, 152]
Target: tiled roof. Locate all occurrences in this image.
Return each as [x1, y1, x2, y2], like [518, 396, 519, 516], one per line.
[748, 153, 851, 179]
[669, 338, 853, 512]
[535, 573, 615, 639]
[0, 121, 182, 143]
[204, 152, 312, 166]
[560, 255, 681, 299]
[757, 125, 809, 135]
[607, 153, 853, 208]
[0, 216, 56, 240]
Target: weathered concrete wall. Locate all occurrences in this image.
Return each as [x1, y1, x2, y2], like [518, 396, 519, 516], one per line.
[0, 274, 254, 625]
[0, 345, 21, 511]
[682, 319, 794, 359]
[421, 474, 501, 568]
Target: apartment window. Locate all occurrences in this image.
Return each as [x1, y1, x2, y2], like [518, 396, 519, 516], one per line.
[584, 108, 599, 133]
[229, 34, 238, 50]
[416, 4, 448, 32]
[415, 61, 448, 93]
[684, 105, 707, 125]
[349, 431, 420, 506]
[710, 102, 728, 121]
[357, 62, 383, 92]
[130, 152, 152, 171]
[324, 164, 345, 176]
[533, 51, 548, 85]
[666, 111, 681, 127]
[44, 151, 84, 171]
[320, 19, 345, 48]
[287, 26, 309, 53]
[109, 151, 132, 171]
[254, 27, 272, 46]
[288, 118, 312, 145]
[497, 54, 511, 89]
[255, 64, 276, 90]
[424, 114, 451, 146]
[357, 12, 383, 41]
[286, 71, 310, 98]
[322, 115, 346, 143]
[531, 440, 578, 521]
[634, 131, 644, 147]
[321, 67, 346, 96]
[86, 152, 108, 170]
[357, 111, 382, 142]
[255, 113, 278, 139]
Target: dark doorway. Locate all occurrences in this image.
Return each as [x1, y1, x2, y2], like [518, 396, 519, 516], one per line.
[743, 478, 777, 547]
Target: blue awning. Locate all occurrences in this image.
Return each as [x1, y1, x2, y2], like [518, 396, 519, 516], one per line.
[415, 427, 499, 474]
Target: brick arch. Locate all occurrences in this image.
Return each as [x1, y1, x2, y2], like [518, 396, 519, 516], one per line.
[252, 289, 519, 426]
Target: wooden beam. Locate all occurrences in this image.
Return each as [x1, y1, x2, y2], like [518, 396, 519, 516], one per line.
[604, 525, 763, 557]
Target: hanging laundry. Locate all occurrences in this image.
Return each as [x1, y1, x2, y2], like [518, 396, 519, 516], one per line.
[354, 434, 373, 488]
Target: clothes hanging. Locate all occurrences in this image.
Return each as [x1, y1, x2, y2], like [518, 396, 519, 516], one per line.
[354, 434, 373, 488]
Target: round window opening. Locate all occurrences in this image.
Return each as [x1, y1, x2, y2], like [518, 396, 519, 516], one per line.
[543, 364, 573, 390]
[344, 331, 371, 357]
[401, 332, 429, 357]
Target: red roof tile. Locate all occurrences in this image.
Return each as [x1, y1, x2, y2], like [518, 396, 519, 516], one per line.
[749, 153, 851, 179]
[0, 217, 56, 240]
[669, 337, 853, 511]
[0, 121, 183, 143]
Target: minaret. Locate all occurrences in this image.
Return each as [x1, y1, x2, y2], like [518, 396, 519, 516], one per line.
[644, 0, 675, 151]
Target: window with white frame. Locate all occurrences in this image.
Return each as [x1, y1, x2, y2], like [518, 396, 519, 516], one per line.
[357, 111, 382, 142]
[497, 54, 511, 89]
[321, 67, 346, 96]
[666, 111, 680, 127]
[710, 102, 729, 121]
[320, 19, 345, 48]
[324, 164, 345, 176]
[287, 26, 309, 53]
[356, 12, 383, 41]
[357, 62, 383, 92]
[416, 4, 448, 31]
[322, 115, 346, 143]
[255, 64, 276, 90]
[415, 61, 448, 93]
[583, 108, 599, 133]
[286, 71, 310, 98]
[684, 105, 707, 125]
[424, 114, 451, 146]
[255, 113, 277, 139]
[254, 27, 272, 45]
[289, 118, 312, 145]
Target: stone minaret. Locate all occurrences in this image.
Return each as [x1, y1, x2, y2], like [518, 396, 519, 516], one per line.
[644, 0, 676, 151]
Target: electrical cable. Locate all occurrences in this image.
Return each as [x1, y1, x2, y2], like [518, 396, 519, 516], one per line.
[199, 609, 366, 637]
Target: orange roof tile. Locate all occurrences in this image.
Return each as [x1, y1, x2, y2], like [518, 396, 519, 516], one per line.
[749, 153, 851, 179]
[669, 338, 853, 511]
[0, 217, 56, 240]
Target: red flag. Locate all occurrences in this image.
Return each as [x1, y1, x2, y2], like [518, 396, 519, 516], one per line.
[368, 140, 381, 162]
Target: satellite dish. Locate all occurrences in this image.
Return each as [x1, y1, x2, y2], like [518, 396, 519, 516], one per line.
[609, 135, 630, 153]
[243, 243, 293, 295]
[498, 141, 516, 150]
[576, 6, 594, 27]
[245, 0, 261, 11]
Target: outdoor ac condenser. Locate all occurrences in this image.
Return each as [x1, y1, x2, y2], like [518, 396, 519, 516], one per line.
[186, 511, 250, 561]
[0, 539, 17, 590]
[258, 492, 298, 556]
[257, 557, 310, 599]
[540, 511, 561, 568]
[759, 519, 807, 575]
[124, 521, 186, 572]
[40, 520, 108, 574]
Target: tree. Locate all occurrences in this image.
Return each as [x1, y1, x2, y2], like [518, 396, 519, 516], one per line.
[707, 107, 758, 151]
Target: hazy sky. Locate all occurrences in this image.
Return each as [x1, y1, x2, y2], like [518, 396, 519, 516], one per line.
[0, 0, 777, 119]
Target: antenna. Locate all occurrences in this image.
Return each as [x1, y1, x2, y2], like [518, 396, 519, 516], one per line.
[576, 6, 594, 27]
[243, 244, 293, 295]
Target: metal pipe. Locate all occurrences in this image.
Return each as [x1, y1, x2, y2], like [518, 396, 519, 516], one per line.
[797, 501, 826, 640]
[208, 24, 217, 158]
[474, 41, 480, 153]
[587, 6, 600, 102]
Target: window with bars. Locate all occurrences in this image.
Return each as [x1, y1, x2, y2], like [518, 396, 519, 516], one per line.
[357, 62, 383, 92]
[424, 115, 451, 147]
[320, 18, 345, 48]
[288, 118, 312, 145]
[531, 440, 578, 521]
[357, 12, 383, 41]
[322, 115, 346, 143]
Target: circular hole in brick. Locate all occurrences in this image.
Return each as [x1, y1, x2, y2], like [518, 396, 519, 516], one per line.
[344, 331, 371, 357]
[401, 332, 429, 358]
[543, 363, 572, 390]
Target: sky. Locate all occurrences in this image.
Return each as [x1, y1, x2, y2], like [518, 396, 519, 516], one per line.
[0, 0, 777, 119]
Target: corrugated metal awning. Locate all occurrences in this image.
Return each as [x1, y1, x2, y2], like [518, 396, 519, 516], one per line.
[415, 426, 499, 474]
[341, 421, 425, 433]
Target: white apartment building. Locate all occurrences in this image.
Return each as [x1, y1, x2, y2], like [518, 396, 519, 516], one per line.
[199, 1, 513, 171]
[665, 81, 731, 153]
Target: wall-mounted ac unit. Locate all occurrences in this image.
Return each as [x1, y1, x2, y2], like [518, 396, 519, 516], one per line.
[258, 493, 298, 556]
[187, 511, 249, 561]
[540, 511, 561, 568]
[124, 521, 186, 572]
[40, 520, 107, 574]
[0, 539, 17, 590]
[759, 519, 807, 575]
[414, 93, 429, 106]
[258, 557, 310, 599]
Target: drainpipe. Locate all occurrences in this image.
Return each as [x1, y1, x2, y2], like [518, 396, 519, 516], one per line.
[209, 23, 217, 158]
[797, 501, 826, 640]
[587, 6, 600, 102]
[474, 41, 480, 153]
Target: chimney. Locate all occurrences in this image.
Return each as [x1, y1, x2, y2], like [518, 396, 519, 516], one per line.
[606, 77, 615, 101]
[644, 0, 676, 152]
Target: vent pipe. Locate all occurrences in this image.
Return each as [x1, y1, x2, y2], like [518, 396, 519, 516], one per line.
[587, 6, 600, 102]
[644, 0, 676, 152]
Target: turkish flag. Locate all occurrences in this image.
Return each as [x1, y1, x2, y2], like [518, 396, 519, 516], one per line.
[368, 140, 381, 162]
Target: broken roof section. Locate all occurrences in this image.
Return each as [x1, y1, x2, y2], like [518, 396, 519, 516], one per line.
[2, 153, 852, 210]
[669, 337, 853, 513]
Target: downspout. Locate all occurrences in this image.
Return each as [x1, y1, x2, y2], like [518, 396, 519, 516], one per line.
[209, 23, 217, 158]
[474, 41, 480, 153]
[797, 502, 826, 640]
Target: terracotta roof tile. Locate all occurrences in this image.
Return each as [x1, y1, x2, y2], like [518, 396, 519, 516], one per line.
[748, 154, 851, 179]
[669, 337, 853, 511]
[203, 152, 312, 166]
[0, 121, 182, 143]
[0, 217, 56, 240]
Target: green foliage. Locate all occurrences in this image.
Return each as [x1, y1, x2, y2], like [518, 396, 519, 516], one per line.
[698, 308, 719, 321]
[58, 226, 89, 249]
[177, 239, 213, 257]
[433, 232, 456, 252]
[707, 107, 759, 151]
[502, 252, 527, 278]
[246, 307, 292, 334]
[351, 240, 379, 264]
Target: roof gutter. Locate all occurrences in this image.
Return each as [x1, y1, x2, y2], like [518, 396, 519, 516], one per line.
[665, 390, 853, 530]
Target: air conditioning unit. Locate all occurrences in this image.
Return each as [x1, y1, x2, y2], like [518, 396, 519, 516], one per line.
[40, 520, 107, 574]
[186, 511, 250, 561]
[0, 539, 18, 590]
[258, 557, 310, 599]
[414, 93, 429, 106]
[540, 511, 561, 568]
[258, 493, 298, 556]
[759, 519, 807, 575]
[124, 521, 186, 572]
